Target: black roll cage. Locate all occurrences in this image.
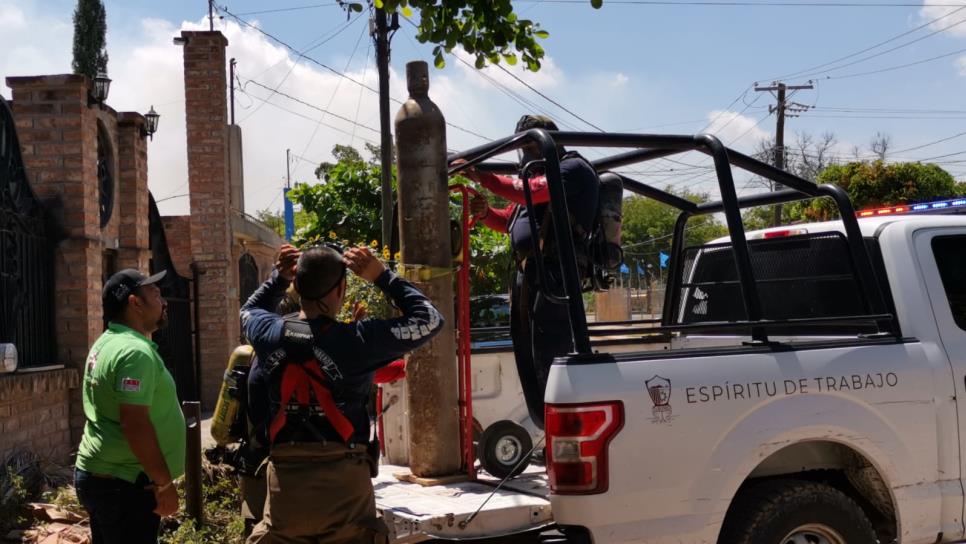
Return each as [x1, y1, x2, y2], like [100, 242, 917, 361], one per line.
[448, 130, 893, 355]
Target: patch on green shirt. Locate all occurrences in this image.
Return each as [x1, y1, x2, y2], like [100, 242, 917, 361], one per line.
[75, 323, 186, 483]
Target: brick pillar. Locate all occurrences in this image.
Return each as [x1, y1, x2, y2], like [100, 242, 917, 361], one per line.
[6, 74, 103, 440]
[180, 31, 237, 409]
[116, 113, 151, 271]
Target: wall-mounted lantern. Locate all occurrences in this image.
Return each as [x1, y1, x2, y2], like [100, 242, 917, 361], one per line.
[144, 106, 160, 140]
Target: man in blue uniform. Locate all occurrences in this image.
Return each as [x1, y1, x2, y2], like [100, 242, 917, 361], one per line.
[459, 115, 600, 428]
[242, 243, 443, 543]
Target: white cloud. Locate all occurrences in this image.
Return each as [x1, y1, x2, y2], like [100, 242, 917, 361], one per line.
[0, 2, 658, 216]
[0, 4, 26, 28]
[920, 5, 966, 38]
[704, 110, 770, 150]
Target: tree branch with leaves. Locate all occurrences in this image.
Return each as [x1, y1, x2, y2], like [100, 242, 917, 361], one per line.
[363, 0, 601, 71]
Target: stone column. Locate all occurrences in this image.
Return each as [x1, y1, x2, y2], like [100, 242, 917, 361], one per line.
[179, 31, 237, 409]
[6, 74, 103, 440]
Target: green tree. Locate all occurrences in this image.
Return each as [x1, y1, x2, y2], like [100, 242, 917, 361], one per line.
[794, 161, 965, 221]
[370, 0, 601, 71]
[289, 144, 511, 299]
[621, 188, 728, 271]
[254, 208, 311, 239]
[72, 0, 108, 79]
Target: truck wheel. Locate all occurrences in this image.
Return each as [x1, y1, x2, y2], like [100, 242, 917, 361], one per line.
[720, 479, 877, 544]
[478, 420, 533, 479]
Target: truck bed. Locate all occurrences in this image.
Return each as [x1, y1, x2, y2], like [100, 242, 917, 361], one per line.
[374, 465, 552, 542]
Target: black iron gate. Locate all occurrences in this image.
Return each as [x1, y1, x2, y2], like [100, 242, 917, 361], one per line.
[238, 252, 259, 308]
[0, 96, 55, 368]
[148, 195, 198, 401]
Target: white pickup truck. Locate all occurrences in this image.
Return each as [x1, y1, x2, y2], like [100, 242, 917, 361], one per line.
[441, 130, 966, 544]
[545, 212, 966, 544]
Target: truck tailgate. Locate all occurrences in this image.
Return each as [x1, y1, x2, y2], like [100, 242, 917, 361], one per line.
[374, 465, 552, 542]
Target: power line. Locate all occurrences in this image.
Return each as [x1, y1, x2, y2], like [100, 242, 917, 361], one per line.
[291, 18, 370, 176]
[792, 13, 966, 80]
[216, 4, 383, 96]
[511, 0, 966, 6]
[234, 2, 339, 16]
[492, 64, 605, 131]
[156, 193, 190, 204]
[811, 105, 966, 114]
[764, 5, 966, 81]
[826, 45, 966, 79]
[239, 76, 382, 134]
[892, 130, 966, 154]
[217, 4, 491, 141]
[240, 12, 366, 123]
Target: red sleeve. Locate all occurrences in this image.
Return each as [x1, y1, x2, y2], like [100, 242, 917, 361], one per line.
[469, 171, 550, 206]
[480, 203, 513, 233]
[373, 359, 406, 384]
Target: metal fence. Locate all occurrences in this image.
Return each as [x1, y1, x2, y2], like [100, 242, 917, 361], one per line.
[0, 96, 55, 368]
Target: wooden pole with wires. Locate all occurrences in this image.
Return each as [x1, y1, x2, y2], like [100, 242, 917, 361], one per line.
[755, 81, 813, 226]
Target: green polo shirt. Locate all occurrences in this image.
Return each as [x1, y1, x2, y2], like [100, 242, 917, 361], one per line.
[75, 322, 186, 483]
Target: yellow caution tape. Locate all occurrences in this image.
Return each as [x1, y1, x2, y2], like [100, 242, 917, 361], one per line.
[396, 263, 454, 282]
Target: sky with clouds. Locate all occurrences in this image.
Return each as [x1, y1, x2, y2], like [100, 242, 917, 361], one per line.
[2, 0, 966, 216]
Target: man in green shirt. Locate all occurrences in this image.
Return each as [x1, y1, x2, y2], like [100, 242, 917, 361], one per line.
[74, 269, 186, 544]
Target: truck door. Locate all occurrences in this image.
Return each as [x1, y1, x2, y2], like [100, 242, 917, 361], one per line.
[917, 230, 966, 533]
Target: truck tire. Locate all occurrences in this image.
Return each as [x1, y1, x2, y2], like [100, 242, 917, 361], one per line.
[719, 479, 877, 544]
[479, 420, 533, 479]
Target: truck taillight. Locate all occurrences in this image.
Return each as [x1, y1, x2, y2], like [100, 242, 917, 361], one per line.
[545, 401, 624, 495]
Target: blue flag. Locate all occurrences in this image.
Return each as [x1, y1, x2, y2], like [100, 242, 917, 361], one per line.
[283, 187, 295, 242]
[659, 251, 670, 269]
[620, 263, 629, 274]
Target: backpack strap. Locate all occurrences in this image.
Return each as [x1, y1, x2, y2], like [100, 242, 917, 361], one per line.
[268, 359, 355, 445]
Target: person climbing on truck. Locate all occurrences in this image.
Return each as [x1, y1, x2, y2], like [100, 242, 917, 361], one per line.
[454, 114, 601, 429]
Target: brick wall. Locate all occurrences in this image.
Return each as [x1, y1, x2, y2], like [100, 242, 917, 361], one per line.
[117, 113, 151, 271]
[4, 75, 156, 453]
[161, 216, 193, 276]
[181, 31, 238, 409]
[0, 370, 78, 462]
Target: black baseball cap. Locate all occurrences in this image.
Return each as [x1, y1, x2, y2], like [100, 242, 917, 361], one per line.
[515, 114, 559, 133]
[103, 269, 167, 318]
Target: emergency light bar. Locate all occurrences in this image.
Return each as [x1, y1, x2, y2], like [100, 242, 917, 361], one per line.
[856, 197, 966, 217]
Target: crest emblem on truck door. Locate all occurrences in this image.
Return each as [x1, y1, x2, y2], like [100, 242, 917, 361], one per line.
[646, 376, 674, 424]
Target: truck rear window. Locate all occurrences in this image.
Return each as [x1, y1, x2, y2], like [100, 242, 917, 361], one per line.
[932, 235, 966, 331]
[675, 232, 869, 324]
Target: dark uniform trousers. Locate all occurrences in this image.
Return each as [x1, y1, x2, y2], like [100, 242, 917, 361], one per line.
[246, 443, 388, 544]
[241, 472, 268, 535]
[510, 260, 572, 430]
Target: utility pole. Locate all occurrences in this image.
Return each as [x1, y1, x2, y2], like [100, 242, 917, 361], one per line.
[373, 7, 400, 249]
[208, 0, 214, 31]
[229, 58, 236, 125]
[754, 81, 813, 226]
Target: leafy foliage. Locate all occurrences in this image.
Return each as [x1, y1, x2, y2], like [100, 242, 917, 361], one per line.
[72, 0, 108, 79]
[289, 144, 512, 310]
[254, 208, 311, 239]
[795, 161, 965, 221]
[621, 188, 727, 272]
[159, 463, 245, 543]
[467, 220, 512, 296]
[370, 0, 600, 71]
[290, 152, 386, 247]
